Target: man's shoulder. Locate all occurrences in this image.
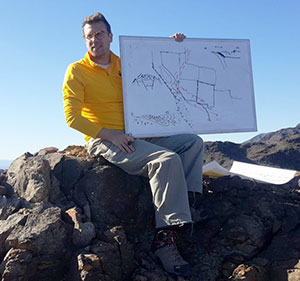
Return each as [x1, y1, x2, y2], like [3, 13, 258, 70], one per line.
[111, 52, 121, 61]
[67, 57, 87, 71]
[64, 56, 93, 79]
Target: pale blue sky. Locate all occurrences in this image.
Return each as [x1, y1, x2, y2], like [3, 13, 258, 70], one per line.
[0, 0, 299, 161]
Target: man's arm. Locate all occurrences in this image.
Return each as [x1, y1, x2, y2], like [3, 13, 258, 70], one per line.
[63, 63, 135, 154]
[63, 64, 103, 138]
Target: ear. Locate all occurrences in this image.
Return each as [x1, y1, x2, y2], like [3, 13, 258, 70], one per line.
[109, 33, 113, 43]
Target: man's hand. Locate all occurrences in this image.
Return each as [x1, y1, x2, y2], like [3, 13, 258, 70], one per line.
[170, 33, 186, 42]
[96, 128, 135, 154]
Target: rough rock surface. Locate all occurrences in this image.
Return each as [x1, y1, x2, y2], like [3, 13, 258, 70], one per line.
[0, 145, 300, 281]
[205, 123, 300, 170]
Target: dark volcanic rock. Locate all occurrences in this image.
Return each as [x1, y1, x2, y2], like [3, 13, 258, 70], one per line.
[6, 153, 52, 203]
[73, 164, 154, 234]
[0, 202, 71, 280]
[0, 138, 300, 280]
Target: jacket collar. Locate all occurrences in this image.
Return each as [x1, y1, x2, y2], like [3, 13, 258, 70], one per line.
[84, 51, 118, 69]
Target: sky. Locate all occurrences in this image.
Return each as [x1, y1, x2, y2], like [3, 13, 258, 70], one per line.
[0, 0, 299, 163]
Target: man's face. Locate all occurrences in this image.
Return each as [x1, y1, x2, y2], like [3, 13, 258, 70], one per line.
[83, 21, 113, 62]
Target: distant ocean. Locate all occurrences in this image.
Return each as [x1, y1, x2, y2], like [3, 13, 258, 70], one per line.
[0, 160, 12, 170]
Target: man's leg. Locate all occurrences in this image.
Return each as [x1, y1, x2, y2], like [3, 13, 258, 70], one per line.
[148, 134, 208, 222]
[88, 136, 197, 276]
[88, 137, 192, 228]
[146, 134, 204, 193]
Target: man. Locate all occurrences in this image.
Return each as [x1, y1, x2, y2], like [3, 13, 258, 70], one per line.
[63, 12, 204, 276]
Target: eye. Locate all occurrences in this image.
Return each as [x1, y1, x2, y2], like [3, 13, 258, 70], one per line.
[95, 31, 106, 38]
[85, 31, 107, 41]
[86, 33, 94, 40]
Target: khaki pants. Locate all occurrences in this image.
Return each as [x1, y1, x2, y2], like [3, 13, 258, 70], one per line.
[88, 134, 204, 228]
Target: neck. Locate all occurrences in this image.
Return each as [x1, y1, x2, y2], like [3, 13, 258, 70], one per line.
[89, 53, 110, 65]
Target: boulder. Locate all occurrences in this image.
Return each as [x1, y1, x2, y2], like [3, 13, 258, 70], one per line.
[6, 153, 51, 202]
[73, 164, 154, 233]
[0, 195, 21, 220]
[0, 248, 33, 281]
[1, 145, 300, 281]
[0, 202, 71, 280]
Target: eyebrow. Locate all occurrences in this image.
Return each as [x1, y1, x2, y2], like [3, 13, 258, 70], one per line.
[86, 30, 106, 36]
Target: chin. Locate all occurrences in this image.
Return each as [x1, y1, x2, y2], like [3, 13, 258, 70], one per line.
[89, 51, 100, 58]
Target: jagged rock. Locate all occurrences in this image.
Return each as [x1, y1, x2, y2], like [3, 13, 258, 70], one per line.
[205, 123, 300, 170]
[0, 185, 10, 196]
[86, 226, 136, 280]
[0, 211, 28, 261]
[103, 226, 136, 277]
[52, 155, 94, 200]
[42, 151, 64, 170]
[269, 259, 300, 281]
[77, 253, 104, 280]
[216, 214, 266, 257]
[230, 264, 261, 281]
[90, 240, 121, 279]
[62, 145, 90, 158]
[5, 203, 69, 255]
[73, 222, 96, 248]
[5, 153, 32, 186]
[73, 164, 154, 234]
[1, 143, 300, 281]
[0, 173, 7, 184]
[37, 147, 59, 156]
[0, 248, 33, 281]
[0, 195, 21, 220]
[6, 154, 51, 202]
[69, 226, 136, 281]
[0, 202, 71, 280]
[66, 207, 96, 248]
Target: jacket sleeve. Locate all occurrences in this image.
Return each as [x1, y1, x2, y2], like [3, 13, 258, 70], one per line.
[62, 64, 102, 138]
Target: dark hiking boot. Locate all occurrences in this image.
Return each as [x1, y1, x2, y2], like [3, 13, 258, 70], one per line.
[151, 229, 191, 276]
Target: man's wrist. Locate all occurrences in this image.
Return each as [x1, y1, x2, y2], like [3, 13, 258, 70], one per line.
[96, 128, 117, 142]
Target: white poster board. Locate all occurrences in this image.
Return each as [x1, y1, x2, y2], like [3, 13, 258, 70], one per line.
[120, 36, 257, 137]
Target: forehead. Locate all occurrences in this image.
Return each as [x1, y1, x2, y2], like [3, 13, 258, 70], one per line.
[83, 21, 108, 36]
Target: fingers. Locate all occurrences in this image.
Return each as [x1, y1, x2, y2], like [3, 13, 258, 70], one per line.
[125, 135, 135, 153]
[127, 135, 135, 143]
[120, 143, 135, 154]
[170, 33, 186, 42]
[114, 133, 135, 154]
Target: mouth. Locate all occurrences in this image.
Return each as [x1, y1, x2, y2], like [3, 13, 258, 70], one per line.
[92, 44, 102, 52]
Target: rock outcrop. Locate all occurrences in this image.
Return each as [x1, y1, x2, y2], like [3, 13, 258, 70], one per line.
[0, 145, 300, 281]
[205, 123, 300, 170]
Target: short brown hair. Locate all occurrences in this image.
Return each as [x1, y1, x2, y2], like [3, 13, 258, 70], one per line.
[82, 12, 111, 33]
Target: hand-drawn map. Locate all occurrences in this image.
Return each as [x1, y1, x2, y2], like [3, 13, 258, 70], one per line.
[120, 36, 257, 137]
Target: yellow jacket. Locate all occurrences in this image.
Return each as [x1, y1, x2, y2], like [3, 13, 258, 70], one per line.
[62, 52, 124, 144]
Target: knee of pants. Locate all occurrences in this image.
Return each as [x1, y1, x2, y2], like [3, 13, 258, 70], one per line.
[154, 151, 182, 167]
[188, 134, 204, 150]
[148, 151, 182, 178]
[168, 151, 182, 163]
[163, 151, 183, 170]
